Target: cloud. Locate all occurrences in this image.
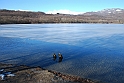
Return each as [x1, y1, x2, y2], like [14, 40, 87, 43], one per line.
[15, 9, 32, 12]
[46, 9, 84, 15]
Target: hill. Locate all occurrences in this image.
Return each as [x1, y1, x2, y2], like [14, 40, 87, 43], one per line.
[0, 8, 124, 24]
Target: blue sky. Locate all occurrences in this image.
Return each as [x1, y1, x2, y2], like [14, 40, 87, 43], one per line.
[0, 0, 124, 14]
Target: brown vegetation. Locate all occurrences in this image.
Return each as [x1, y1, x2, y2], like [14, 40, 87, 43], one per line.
[0, 9, 124, 24]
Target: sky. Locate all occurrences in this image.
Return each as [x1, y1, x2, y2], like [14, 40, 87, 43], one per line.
[0, 0, 124, 14]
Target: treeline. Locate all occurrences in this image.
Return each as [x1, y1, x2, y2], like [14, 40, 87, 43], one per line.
[0, 9, 124, 24]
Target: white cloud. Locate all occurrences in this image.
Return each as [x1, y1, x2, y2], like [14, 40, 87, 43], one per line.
[46, 9, 84, 15]
[15, 9, 32, 12]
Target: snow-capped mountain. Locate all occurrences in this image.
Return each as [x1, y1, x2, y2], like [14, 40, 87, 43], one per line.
[84, 8, 124, 15]
[97, 8, 124, 15]
[83, 8, 124, 20]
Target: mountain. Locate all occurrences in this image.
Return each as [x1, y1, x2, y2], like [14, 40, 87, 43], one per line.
[97, 8, 124, 15]
[84, 8, 124, 15]
[83, 8, 124, 19]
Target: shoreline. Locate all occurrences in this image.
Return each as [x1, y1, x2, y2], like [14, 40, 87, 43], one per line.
[0, 63, 100, 83]
[1, 22, 121, 24]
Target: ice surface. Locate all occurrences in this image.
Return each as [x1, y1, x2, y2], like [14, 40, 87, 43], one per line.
[0, 24, 124, 83]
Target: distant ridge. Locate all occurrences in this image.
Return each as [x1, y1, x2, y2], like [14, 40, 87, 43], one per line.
[0, 8, 124, 24]
[84, 8, 124, 16]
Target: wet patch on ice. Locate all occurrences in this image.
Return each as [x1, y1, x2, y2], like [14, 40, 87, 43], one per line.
[0, 69, 15, 80]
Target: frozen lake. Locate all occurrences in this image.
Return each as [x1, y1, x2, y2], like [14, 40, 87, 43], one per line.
[0, 24, 124, 83]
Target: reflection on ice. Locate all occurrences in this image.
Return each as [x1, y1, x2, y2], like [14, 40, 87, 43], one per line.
[0, 24, 124, 46]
